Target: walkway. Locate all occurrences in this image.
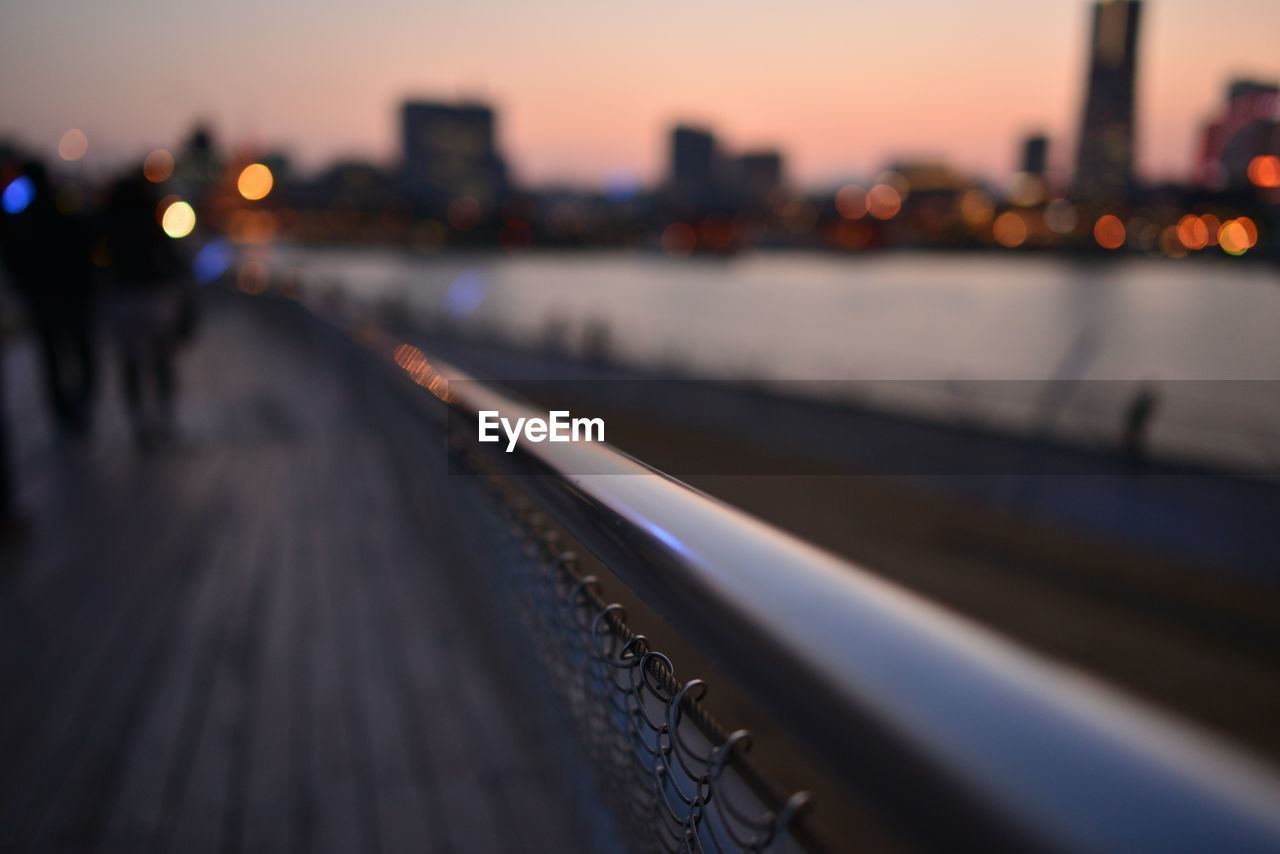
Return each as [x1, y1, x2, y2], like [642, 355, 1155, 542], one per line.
[0, 294, 595, 853]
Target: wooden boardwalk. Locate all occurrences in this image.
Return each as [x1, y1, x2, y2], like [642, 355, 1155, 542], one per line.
[0, 295, 597, 853]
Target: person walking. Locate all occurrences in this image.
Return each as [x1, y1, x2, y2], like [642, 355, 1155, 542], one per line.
[100, 173, 190, 449]
[0, 160, 97, 439]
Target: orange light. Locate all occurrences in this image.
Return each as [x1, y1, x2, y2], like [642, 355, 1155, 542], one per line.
[1176, 214, 1208, 250]
[1248, 155, 1280, 189]
[992, 211, 1028, 248]
[237, 163, 274, 201]
[1219, 220, 1251, 256]
[866, 184, 902, 220]
[958, 189, 994, 227]
[143, 149, 174, 183]
[835, 184, 866, 220]
[1234, 216, 1259, 249]
[1093, 214, 1126, 250]
[1200, 213, 1221, 246]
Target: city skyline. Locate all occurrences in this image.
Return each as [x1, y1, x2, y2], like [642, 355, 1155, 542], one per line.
[2, 0, 1279, 188]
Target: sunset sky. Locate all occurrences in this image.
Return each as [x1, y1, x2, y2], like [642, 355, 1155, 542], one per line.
[2, 0, 1278, 188]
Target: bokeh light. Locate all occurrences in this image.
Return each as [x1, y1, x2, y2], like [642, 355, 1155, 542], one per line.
[1234, 216, 1258, 248]
[1158, 226, 1187, 259]
[992, 211, 1028, 248]
[193, 238, 234, 283]
[1093, 214, 1126, 250]
[1200, 213, 1221, 246]
[874, 170, 910, 200]
[58, 129, 88, 161]
[161, 200, 197, 239]
[237, 163, 274, 201]
[958, 189, 994, 227]
[866, 184, 902, 220]
[1176, 214, 1209, 250]
[143, 149, 175, 183]
[1044, 199, 1078, 235]
[1247, 155, 1280, 189]
[1218, 219, 1255, 256]
[835, 184, 867, 220]
[1008, 172, 1045, 207]
[3, 176, 35, 215]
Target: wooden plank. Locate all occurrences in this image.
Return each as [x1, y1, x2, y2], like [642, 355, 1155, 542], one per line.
[1, 296, 597, 854]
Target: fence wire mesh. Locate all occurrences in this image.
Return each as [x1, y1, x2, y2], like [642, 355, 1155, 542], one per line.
[453, 447, 816, 853]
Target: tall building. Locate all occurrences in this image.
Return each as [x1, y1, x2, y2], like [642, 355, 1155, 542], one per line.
[1071, 0, 1142, 205]
[668, 125, 719, 211]
[401, 100, 508, 217]
[733, 150, 783, 207]
[1196, 79, 1280, 190]
[1020, 134, 1049, 177]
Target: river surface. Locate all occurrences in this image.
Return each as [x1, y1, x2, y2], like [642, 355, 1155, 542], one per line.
[260, 245, 1280, 469]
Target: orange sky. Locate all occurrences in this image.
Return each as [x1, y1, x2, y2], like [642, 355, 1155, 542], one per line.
[2, 0, 1277, 188]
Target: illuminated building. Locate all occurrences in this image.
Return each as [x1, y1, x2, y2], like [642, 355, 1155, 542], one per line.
[401, 100, 509, 219]
[1195, 80, 1280, 190]
[1071, 0, 1142, 205]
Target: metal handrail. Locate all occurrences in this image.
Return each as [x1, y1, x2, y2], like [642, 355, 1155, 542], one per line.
[390, 349, 1280, 853]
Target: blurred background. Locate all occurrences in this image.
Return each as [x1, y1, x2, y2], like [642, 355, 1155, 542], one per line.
[2, 1, 1280, 851]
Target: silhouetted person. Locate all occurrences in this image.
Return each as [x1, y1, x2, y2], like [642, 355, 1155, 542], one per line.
[101, 173, 189, 449]
[1122, 383, 1160, 465]
[0, 160, 97, 438]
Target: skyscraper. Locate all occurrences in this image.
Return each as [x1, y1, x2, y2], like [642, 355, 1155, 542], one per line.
[1020, 134, 1049, 177]
[668, 125, 719, 213]
[1072, 0, 1142, 205]
[1196, 79, 1280, 189]
[401, 100, 509, 217]
[733, 150, 784, 207]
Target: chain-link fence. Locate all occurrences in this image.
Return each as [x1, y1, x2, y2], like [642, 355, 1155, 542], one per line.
[453, 452, 816, 854]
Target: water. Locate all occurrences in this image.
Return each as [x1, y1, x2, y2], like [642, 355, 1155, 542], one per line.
[260, 245, 1280, 469]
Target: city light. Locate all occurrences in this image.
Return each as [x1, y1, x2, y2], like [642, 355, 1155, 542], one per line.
[161, 200, 196, 238]
[835, 184, 867, 220]
[1247, 155, 1280, 189]
[143, 149, 174, 183]
[992, 211, 1028, 248]
[1201, 214, 1222, 246]
[237, 163, 274, 200]
[1008, 173, 1046, 207]
[1218, 218, 1257, 256]
[1176, 214, 1209, 250]
[866, 184, 902, 220]
[1235, 216, 1259, 247]
[1044, 200, 1078, 235]
[2, 176, 35, 215]
[1093, 214, 1126, 250]
[58, 129, 88, 161]
[959, 189, 995, 228]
